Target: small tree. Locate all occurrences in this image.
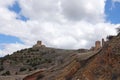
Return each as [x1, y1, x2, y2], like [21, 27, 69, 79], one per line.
[107, 35, 114, 41]
[2, 71, 10, 76]
[116, 27, 120, 33]
[116, 27, 120, 35]
[0, 66, 4, 72]
[19, 67, 27, 72]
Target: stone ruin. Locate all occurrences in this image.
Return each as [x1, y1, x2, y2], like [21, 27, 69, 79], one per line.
[33, 41, 45, 48]
[90, 38, 105, 51]
[95, 41, 101, 51]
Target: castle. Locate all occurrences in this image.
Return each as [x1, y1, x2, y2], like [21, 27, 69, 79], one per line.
[33, 39, 105, 51]
[33, 41, 45, 48]
[90, 38, 105, 51]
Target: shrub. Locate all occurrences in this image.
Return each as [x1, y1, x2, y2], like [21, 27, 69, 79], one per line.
[2, 71, 10, 76]
[107, 35, 114, 40]
[19, 67, 27, 72]
[15, 72, 18, 75]
[116, 27, 120, 33]
[0, 66, 4, 72]
[28, 68, 32, 71]
[116, 27, 120, 36]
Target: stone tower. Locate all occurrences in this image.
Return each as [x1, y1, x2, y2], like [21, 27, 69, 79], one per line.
[37, 41, 42, 46]
[102, 38, 105, 46]
[33, 41, 45, 48]
[95, 41, 101, 51]
[33, 41, 42, 48]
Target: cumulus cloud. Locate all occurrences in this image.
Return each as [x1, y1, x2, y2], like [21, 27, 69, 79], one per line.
[60, 0, 105, 23]
[0, 0, 119, 57]
[18, 0, 61, 22]
[0, 43, 30, 57]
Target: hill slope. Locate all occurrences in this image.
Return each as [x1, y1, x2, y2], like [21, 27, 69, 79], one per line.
[72, 34, 120, 80]
[0, 34, 120, 80]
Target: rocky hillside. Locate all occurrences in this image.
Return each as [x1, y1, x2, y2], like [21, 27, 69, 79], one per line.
[0, 33, 120, 80]
[0, 40, 89, 80]
[72, 33, 120, 80]
[25, 33, 120, 80]
[0, 46, 78, 76]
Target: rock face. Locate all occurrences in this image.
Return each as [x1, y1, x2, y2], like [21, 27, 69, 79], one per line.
[23, 69, 45, 80]
[54, 59, 80, 80]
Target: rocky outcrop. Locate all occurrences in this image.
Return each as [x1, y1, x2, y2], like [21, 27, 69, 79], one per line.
[72, 34, 120, 80]
[55, 59, 80, 80]
[23, 69, 45, 80]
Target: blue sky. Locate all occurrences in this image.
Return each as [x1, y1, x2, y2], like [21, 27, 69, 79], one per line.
[0, 34, 23, 50]
[8, 1, 29, 21]
[105, 0, 120, 24]
[0, 0, 119, 57]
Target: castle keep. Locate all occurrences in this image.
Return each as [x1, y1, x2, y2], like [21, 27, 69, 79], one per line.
[91, 38, 105, 51]
[33, 41, 45, 48]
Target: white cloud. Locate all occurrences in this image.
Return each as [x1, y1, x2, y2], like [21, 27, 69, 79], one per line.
[60, 0, 105, 23]
[0, 43, 30, 57]
[0, 0, 119, 57]
[18, 0, 61, 22]
[0, 0, 15, 7]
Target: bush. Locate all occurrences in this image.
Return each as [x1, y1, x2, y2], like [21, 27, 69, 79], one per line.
[28, 68, 32, 71]
[15, 72, 18, 75]
[19, 67, 27, 72]
[0, 66, 4, 72]
[116, 27, 120, 36]
[116, 27, 120, 33]
[107, 35, 114, 40]
[2, 71, 10, 76]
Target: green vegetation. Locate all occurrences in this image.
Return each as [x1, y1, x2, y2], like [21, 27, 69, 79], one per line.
[116, 27, 120, 36]
[0, 66, 4, 72]
[0, 60, 3, 65]
[26, 58, 52, 67]
[2, 71, 10, 76]
[19, 67, 27, 72]
[107, 35, 114, 41]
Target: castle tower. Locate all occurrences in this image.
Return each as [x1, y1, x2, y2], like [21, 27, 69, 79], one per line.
[95, 41, 101, 51]
[37, 41, 42, 46]
[102, 38, 105, 47]
[33, 41, 42, 48]
[33, 41, 46, 48]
